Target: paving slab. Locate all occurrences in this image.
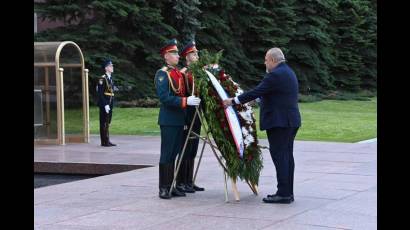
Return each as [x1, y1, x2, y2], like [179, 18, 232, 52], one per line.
[34, 136, 377, 229]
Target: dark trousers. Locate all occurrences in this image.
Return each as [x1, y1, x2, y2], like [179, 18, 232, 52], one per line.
[182, 110, 201, 160]
[177, 110, 201, 186]
[99, 107, 113, 145]
[266, 127, 299, 196]
[159, 126, 184, 164]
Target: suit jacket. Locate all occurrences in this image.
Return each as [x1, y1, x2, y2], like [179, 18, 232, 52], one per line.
[238, 62, 301, 130]
[155, 67, 187, 126]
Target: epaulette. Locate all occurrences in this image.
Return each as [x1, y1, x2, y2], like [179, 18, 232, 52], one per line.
[155, 67, 168, 76]
[154, 67, 168, 87]
[98, 75, 105, 85]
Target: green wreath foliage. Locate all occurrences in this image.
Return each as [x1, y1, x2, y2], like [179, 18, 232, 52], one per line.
[188, 50, 263, 186]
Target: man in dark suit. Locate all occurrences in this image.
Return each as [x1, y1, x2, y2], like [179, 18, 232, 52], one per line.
[223, 48, 301, 204]
[97, 59, 117, 147]
[154, 38, 201, 199]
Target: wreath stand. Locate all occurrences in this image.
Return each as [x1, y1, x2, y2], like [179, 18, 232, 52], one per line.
[170, 105, 259, 202]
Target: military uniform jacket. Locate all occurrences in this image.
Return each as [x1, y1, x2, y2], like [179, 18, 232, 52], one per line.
[183, 70, 199, 125]
[183, 71, 196, 96]
[238, 63, 301, 130]
[155, 66, 187, 126]
[97, 74, 115, 108]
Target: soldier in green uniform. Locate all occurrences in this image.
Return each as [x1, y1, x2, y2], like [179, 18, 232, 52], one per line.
[176, 41, 205, 193]
[97, 59, 117, 147]
[155, 39, 201, 199]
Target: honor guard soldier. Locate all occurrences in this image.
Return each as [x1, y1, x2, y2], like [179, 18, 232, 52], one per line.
[176, 40, 205, 193]
[97, 59, 117, 147]
[155, 39, 201, 199]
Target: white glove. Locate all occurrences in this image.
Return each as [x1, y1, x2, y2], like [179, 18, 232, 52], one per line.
[104, 105, 110, 114]
[187, 96, 201, 106]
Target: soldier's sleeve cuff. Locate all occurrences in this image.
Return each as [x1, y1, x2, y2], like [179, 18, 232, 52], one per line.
[234, 97, 241, 104]
[181, 97, 187, 109]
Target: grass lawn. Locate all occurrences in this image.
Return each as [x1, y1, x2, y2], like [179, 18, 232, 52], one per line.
[88, 97, 376, 143]
[90, 107, 161, 136]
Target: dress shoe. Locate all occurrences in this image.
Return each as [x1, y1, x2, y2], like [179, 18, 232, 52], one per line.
[263, 194, 293, 204]
[101, 143, 112, 147]
[171, 187, 186, 197]
[192, 184, 205, 191]
[267, 194, 294, 202]
[108, 142, 117, 146]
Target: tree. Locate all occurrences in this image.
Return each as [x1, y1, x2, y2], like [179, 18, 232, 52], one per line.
[173, 0, 202, 45]
[242, 0, 298, 86]
[196, 0, 296, 88]
[287, 0, 338, 94]
[35, 0, 178, 102]
[357, 0, 377, 90]
[331, 0, 367, 91]
[195, 0, 256, 87]
[35, 0, 377, 100]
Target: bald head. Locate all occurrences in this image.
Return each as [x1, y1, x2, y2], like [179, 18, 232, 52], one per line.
[265, 47, 286, 73]
[267, 48, 286, 63]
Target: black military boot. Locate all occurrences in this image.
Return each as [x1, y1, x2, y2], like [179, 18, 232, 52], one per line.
[176, 159, 187, 192]
[187, 159, 204, 191]
[107, 129, 116, 146]
[176, 160, 195, 193]
[100, 124, 108, 146]
[168, 162, 185, 197]
[158, 164, 171, 199]
[100, 132, 106, 146]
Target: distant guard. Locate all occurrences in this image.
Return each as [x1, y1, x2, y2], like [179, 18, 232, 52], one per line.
[97, 59, 116, 147]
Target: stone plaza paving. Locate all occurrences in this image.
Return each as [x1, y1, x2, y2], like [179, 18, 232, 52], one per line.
[35, 135, 377, 229]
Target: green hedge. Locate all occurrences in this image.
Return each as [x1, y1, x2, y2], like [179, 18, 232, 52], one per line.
[35, 0, 376, 101]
